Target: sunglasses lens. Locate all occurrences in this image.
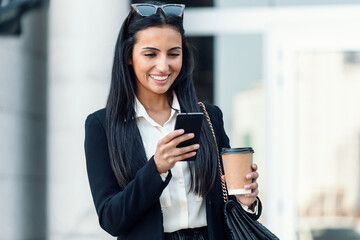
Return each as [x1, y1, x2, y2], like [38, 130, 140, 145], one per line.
[136, 5, 157, 16]
[163, 6, 183, 16]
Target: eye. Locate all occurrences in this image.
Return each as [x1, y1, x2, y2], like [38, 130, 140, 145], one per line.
[169, 53, 180, 57]
[144, 53, 156, 57]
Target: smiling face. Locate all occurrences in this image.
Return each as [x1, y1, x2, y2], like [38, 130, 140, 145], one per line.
[130, 25, 183, 100]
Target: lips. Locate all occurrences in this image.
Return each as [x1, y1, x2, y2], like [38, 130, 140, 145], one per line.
[150, 74, 169, 80]
[149, 74, 170, 84]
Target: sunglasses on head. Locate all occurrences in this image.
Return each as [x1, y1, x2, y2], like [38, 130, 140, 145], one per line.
[126, 3, 185, 26]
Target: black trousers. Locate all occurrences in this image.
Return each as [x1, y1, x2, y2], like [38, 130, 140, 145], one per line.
[164, 226, 209, 240]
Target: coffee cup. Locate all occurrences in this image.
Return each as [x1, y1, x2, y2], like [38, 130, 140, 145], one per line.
[221, 147, 254, 195]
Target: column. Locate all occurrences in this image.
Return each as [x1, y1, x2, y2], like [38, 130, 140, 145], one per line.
[47, 1, 129, 239]
[0, 7, 48, 239]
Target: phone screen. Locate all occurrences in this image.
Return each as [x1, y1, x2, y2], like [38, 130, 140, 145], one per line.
[174, 112, 203, 161]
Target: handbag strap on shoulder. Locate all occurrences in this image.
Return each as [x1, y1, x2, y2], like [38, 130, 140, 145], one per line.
[198, 102, 229, 203]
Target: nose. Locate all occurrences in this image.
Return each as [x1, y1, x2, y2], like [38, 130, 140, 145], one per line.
[156, 55, 170, 73]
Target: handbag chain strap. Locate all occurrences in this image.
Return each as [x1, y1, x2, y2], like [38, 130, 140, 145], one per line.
[198, 102, 229, 203]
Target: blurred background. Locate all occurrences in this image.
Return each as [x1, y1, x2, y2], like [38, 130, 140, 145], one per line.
[1, 0, 360, 239]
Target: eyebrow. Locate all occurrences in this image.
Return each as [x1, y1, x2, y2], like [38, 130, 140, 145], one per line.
[142, 46, 182, 51]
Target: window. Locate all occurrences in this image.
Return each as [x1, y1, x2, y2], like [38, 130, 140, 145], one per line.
[188, 36, 214, 103]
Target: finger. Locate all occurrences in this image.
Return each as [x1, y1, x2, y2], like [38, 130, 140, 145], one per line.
[251, 163, 258, 171]
[170, 133, 195, 148]
[246, 171, 259, 181]
[173, 143, 199, 157]
[221, 175, 226, 182]
[173, 151, 197, 162]
[245, 188, 259, 198]
[172, 141, 200, 155]
[159, 129, 185, 145]
[169, 145, 199, 163]
[156, 142, 198, 165]
[244, 182, 258, 191]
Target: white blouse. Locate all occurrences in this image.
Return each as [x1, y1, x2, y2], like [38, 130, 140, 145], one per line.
[135, 94, 206, 233]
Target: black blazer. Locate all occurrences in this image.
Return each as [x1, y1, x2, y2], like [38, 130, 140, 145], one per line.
[84, 103, 261, 240]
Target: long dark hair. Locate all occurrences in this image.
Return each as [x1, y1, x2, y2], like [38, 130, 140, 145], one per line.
[106, 2, 218, 197]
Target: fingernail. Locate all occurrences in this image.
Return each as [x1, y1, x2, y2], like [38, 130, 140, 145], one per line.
[247, 174, 252, 179]
[188, 133, 194, 137]
[194, 144, 200, 149]
[244, 185, 250, 190]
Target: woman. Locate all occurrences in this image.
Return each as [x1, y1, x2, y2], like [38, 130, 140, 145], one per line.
[84, 2, 261, 239]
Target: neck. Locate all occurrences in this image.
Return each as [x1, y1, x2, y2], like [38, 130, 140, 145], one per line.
[136, 92, 173, 126]
[136, 92, 172, 112]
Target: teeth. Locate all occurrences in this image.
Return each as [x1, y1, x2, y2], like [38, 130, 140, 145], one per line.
[150, 75, 169, 81]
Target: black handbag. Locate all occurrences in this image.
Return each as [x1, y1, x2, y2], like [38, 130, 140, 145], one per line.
[199, 102, 280, 240]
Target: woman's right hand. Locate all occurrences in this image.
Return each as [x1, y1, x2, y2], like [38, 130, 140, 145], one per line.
[154, 129, 200, 174]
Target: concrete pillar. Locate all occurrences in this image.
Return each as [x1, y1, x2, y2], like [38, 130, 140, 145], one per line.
[47, 1, 129, 239]
[0, 7, 48, 240]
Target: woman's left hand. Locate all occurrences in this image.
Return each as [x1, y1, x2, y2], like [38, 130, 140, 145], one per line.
[221, 163, 259, 208]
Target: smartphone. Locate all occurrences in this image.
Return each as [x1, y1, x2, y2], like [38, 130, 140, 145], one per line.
[174, 112, 204, 161]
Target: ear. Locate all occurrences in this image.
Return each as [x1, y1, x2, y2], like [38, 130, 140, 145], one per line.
[128, 58, 133, 65]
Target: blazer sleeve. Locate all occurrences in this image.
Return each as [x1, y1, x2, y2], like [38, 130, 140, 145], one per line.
[84, 113, 171, 236]
[213, 105, 230, 150]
